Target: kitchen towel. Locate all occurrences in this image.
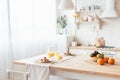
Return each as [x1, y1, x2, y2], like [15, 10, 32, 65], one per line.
[25, 54, 74, 80]
[26, 64, 50, 80]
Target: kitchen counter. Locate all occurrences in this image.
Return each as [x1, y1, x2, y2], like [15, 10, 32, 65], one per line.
[69, 46, 120, 52]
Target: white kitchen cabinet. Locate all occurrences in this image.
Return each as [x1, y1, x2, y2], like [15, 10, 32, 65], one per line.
[69, 49, 92, 56]
[69, 46, 118, 57]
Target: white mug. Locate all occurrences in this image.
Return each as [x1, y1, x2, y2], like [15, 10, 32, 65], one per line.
[71, 42, 77, 47]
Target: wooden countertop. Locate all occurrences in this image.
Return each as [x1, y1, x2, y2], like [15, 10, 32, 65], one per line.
[13, 55, 120, 78]
[69, 46, 120, 52]
[51, 56, 120, 78]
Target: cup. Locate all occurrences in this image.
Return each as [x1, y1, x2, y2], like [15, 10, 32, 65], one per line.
[71, 42, 77, 47]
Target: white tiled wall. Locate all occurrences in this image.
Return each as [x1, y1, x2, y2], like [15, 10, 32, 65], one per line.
[57, 0, 120, 47]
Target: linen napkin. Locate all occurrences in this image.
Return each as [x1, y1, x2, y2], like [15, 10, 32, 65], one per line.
[26, 64, 50, 80]
[25, 54, 74, 80]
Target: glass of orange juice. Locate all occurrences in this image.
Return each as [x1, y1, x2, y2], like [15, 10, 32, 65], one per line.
[54, 51, 59, 57]
[47, 48, 55, 59]
[48, 51, 55, 58]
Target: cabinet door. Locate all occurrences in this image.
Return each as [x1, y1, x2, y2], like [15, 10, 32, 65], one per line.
[116, 52, 120, 58]
[69, 49, 93, 55]
[69, 49, 118, 57]
[103, 51, 116, 57]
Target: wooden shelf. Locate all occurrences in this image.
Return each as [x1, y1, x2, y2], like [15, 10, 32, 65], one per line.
[74, 9, 102, 29]
[76, 21, 100, 23]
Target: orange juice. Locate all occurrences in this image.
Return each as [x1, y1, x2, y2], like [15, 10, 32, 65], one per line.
[57, 55, 62, 61]
[48, 51, 55, 58]
[54, 51, 59, 57]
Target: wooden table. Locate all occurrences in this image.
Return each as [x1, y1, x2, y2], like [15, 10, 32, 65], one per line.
[13, 55, 120, 80]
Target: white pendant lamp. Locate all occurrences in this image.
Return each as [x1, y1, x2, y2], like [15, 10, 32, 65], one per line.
[100, 0, 118, 18]
[58, 0, 74, 10]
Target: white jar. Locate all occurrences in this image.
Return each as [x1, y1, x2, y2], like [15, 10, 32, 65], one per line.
[71, 41, 77, 47]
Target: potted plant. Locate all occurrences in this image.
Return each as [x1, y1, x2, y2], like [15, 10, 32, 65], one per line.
[57, 15, 67, 34]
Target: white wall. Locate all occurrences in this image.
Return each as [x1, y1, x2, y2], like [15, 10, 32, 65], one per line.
[57, 0, 120, 47]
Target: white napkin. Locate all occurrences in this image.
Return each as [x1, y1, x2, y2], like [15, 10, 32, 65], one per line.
[26, 64, 50, 80]
[25, 54, 74, 80]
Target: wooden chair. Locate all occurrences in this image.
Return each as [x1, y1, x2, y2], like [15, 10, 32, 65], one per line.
[6, 69, 30, 80]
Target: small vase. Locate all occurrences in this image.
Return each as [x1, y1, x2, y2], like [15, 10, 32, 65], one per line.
[59, 28, 67, 35]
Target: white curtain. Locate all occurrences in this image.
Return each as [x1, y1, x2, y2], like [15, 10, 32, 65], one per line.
[0, 0, 12, 79]
[9, 0, 56, 60]
[0, 0, 56, 79]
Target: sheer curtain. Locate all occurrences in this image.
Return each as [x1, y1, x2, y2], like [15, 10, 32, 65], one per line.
[0, 0, 12, 80]
[0, 0, 56, 80]
[9, 0, 56, 60]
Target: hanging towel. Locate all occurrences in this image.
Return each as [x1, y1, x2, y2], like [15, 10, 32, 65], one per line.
[24, 54, 74, 80]
[26, 64, 50, 80]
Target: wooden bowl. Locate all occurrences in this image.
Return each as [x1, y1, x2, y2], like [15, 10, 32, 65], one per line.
[91, 57, 98, 62]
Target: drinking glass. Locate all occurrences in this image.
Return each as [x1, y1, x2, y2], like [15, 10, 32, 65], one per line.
[47, 48, 55, 58]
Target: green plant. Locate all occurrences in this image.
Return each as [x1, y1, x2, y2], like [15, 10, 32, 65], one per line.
[57, 15, 67, 29]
